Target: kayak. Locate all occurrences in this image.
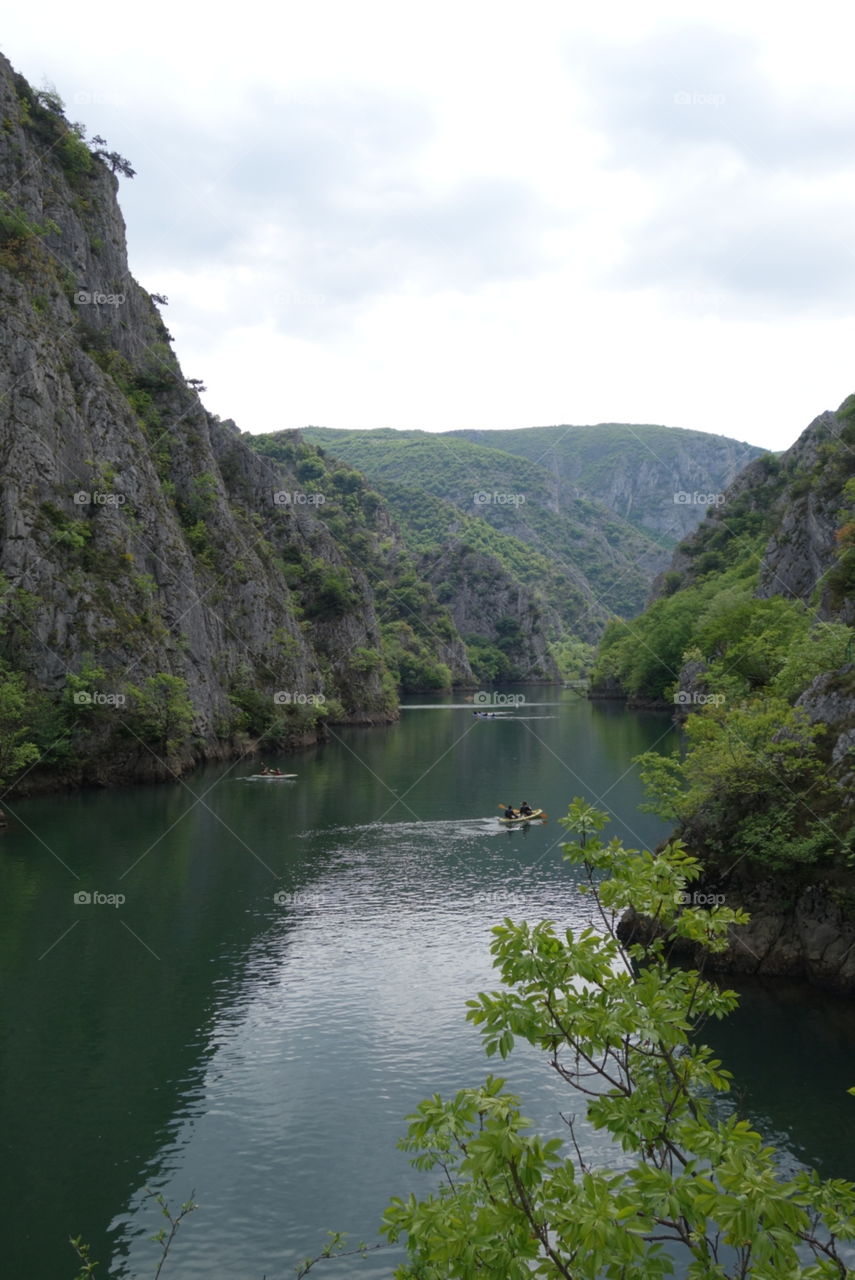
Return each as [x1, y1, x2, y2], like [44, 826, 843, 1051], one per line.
[247, 774, 297, 780]
[498, 808, 545, 825]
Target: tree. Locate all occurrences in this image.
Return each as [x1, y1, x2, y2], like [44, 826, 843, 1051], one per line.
[381, 800, 855, 1277]
[126, 674, 194, 760]
[0, 669, 40, 785]
[90, 138, 136, 178]
[635, 697, 835, 868]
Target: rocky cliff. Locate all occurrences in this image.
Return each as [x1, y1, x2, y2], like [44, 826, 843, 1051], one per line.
[420, 543, 562, 682]
[0, 54, 472, 788]
[448, 423, 764, 542]
[605, 398, 855, 992]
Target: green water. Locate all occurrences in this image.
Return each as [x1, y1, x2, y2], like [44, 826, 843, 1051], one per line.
[1, 689, 853, 1278]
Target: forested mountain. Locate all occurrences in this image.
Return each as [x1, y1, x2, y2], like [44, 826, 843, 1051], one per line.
[300, 425, 763, 635]
[591, 400, 855, 991]
[448, 423, 761, 541]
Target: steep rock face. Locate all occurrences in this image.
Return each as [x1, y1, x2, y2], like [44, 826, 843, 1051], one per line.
[609, 401, 855, 991]
[648, 450, 787, 601]
[450, 424, 764, 542]
[655, 408, 855, 615]
[0, 55, 443, 783]
[755, 411, 855, 624]
[796, 665, 855, 794]
[422, 543, 561, 682]
[246, 430, 474, 689]
[558, 441, 751, 542]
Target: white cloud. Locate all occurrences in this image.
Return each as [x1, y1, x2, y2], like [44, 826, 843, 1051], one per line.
[4, 0, 855, 449]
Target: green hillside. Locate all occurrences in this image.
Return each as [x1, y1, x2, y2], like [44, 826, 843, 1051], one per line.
[449, 423, 763, 542]
[590, 399, 855, 877]
[301, 427, 662, 623]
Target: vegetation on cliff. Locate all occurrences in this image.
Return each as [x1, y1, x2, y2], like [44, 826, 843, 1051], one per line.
[591, 400, 855, 877]
[249, 432, 465, 692]
[301, 427, 676, 624]
[449, 421, 763, 541]
[0, 61, 474, 791]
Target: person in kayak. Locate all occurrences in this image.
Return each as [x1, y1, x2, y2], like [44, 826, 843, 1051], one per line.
[519, 801, 533, 816]
[504, 804, 518, 819]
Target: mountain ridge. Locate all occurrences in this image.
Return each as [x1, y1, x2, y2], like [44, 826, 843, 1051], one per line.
[300, 422, 764, 627]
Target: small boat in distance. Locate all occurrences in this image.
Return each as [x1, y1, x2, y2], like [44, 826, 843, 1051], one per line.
[246, 773, 298, 780]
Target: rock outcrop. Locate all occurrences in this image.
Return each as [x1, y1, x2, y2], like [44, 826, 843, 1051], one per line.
[0, 53, 473, 787]
[422, 543, 561, 681]
[620, 871, 855, 997]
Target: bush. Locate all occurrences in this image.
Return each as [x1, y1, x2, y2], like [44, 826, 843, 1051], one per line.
[378, 801, 855, 1276]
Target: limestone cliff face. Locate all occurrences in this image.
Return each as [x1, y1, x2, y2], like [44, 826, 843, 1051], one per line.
[553, 438, 755, 543]
[657, 407, 855, 617]
[0, 54, 472, 785]
[450, 424, 764, 543]
[754, 411, 855, 625]
[422, 544, 561, 682]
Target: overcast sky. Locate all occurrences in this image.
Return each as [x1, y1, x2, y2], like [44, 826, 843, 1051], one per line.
[5, 1, 855, 449]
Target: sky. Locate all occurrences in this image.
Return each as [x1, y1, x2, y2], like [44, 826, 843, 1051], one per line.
[4, 0, 855, 450]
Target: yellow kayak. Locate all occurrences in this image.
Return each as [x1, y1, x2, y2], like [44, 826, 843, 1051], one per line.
[498, 808, 545, 825]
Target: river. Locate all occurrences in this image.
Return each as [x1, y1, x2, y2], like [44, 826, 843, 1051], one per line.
[2, 687, 854, 1278]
